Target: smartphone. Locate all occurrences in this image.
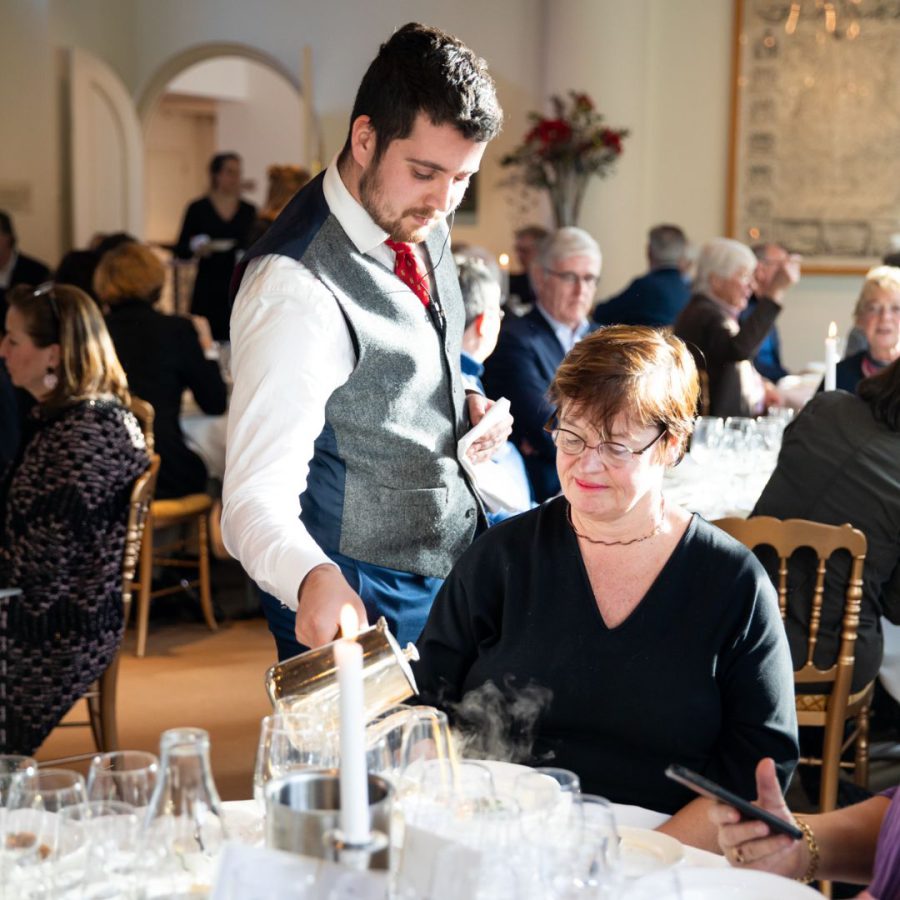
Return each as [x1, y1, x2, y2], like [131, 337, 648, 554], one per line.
[665, 763, 803, 840]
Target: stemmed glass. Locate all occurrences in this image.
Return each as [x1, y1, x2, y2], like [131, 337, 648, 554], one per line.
[87, 750, 159, 808]
[689, 416, 723, 465]
[253, 712, 338, 812]
[0, 756, 38, 899]
[4, 769, 89, 898]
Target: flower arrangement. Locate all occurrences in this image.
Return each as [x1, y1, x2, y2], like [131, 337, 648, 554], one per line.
[500, 92, 629, 227]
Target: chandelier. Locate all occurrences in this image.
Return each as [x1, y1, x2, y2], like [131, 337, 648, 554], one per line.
[782, 0, 863, 39]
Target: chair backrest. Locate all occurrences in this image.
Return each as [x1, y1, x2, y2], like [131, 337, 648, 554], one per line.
[713, 516, 867, 700]
[129, 395, 156, 454]
[122, 454, 160, 618]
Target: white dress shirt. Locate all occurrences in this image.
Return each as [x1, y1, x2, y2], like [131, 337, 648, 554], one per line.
[222, 162, 434, 609]
[535, 302, 591, 353]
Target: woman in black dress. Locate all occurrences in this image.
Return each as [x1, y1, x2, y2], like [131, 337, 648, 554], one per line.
[175, 152, 256, 341]
[0, 283, 149, 754]
[97, 241, 227, 499]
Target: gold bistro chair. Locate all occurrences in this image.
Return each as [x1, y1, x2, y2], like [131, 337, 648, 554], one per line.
[51, 453, 160, 755]
[129, 396, 218, 657]
[714, 516, 874, 816]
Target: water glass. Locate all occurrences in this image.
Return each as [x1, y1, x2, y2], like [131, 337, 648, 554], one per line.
[0, 755, 37, 806]
[253, 712, 338, 811]
[87, 750, 159, 808]
[397, 708, 456, 795]
[689, 416, 723, 464]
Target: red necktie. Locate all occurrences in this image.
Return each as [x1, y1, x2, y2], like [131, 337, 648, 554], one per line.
[385, 239, 430, 307]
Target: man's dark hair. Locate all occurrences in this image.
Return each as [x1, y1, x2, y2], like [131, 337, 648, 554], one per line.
[647, 224, 686, 268]
[339, 22, 502, 164]
[515, 225, 549, 243]
[0, 210, 16, 246]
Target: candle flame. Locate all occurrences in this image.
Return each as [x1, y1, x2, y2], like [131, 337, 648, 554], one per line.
[498, 253, 510, 268]
[828, 321, 837, 338]
[340, 604, 359, 640]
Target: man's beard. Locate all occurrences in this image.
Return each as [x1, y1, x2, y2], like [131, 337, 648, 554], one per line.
[359, 163, 447, 243]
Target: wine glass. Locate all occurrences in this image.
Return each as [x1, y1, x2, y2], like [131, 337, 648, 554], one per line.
[60, 800, 141, 899]
[551, 795, 621, 898]
[253, 712, 338, 812]
[4, 769, 88, 898]
[689, 416, 723, 464]
[87, 750, 158, 808]
[397, 707, 456, 795]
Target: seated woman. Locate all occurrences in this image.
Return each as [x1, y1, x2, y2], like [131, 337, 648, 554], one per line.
[710, 757, 898, 897]
[673, 237, 798, 417]
[825, 265, 900, 394]
[97, 242, 227, 500]
[0, 283, 149, 754]
[414, 325, 799, 851]
[755, 359, 900, 694]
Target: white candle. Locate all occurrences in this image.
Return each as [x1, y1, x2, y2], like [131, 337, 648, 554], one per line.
[824, 321, 838, 391]
[498, 252, 510, 300]
[334, 604, 370, 846]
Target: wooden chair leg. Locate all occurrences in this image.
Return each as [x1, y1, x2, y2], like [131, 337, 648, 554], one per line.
[85, 683, 104, 752]
[854, 702, 871, 788]
[819, 717, 843, 813]
[196, 513, 218, 632]
[136, 517, 154, 657]
[98, 657, 120, 752]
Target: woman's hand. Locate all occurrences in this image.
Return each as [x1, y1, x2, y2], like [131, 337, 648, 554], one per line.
[190, 315, 215, 353]
[708, 758, 807, 878]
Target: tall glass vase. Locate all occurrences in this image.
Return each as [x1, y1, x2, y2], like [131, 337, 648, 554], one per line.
[548, 170, 589, 227]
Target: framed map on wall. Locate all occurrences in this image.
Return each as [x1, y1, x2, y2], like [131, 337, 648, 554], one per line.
[728, 0, 900, 273]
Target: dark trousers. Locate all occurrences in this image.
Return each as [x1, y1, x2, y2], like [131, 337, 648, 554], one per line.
[258, 550, 443, 661]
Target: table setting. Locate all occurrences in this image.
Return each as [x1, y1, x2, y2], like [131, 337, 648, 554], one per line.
[0, 609, 829, 899]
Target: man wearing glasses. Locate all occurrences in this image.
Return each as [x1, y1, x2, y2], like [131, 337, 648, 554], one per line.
[484, 227, 600, 501]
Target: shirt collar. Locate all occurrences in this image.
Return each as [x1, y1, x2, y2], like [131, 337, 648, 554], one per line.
[536, 302, 590, 350]
[322, 156, 388, 256]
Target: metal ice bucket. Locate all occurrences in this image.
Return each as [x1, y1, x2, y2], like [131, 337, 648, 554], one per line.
[265, 617, 419, 723]
[265, 769, 392, 870]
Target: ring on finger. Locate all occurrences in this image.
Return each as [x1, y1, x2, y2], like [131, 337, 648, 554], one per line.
[733, 846, 745, 865]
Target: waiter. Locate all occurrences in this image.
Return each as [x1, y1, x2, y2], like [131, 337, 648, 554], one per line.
[223, 23, 508, 658]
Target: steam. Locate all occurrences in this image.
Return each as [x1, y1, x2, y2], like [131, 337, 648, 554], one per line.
[448, 678, 553, 764]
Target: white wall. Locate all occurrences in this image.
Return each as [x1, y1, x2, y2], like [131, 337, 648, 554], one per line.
[215, 61, 304, 209]
[168, 58, 249, 101]
[2, 0, 860, 368]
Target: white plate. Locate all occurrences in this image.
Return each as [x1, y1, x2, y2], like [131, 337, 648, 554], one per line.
[624, 865, 821, 899]
[618, 826, 684, 877]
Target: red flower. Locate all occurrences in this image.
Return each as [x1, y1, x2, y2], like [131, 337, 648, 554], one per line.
[573, 93, 594, 113]
[602, 129, 623, 154]
[533, 118, 572, 146]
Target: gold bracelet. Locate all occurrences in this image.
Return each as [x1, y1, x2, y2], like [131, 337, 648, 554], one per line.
[793, 816, 820, 884]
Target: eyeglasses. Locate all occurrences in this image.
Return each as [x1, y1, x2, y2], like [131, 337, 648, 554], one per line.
[860, 303, 900, 318]
[544, 415, 667, 467]
[545, 269, 599, 289]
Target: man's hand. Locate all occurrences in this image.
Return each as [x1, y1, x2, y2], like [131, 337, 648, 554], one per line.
[759, 254, 801, 304]
[465, 394, 513, 464]
[708, 758, 805, 878]
[295, 564, 369, 648]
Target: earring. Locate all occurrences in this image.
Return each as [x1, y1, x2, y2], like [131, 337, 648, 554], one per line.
[42, 368, 58, 391]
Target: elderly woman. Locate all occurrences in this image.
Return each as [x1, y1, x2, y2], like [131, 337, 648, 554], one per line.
[175, 152, 256, 341]
[710, 758, 898, 897]
[826, 265, 900, 394]
[98, 241, 227, 500]
[483, 226, 601, 501]
[414, 325, 798, 851]
[0, 284, 148, 754]
[674, 237, 798, 417]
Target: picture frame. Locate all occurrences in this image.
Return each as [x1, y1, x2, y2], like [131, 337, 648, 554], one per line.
[727, 0, 900, 274]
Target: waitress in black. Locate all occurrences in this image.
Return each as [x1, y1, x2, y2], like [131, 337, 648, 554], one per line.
[175, 152, 256, 341]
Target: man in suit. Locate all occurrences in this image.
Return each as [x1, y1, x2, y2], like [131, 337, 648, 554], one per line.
[0, 211, 50, 323]
[223, 23, 508, 658]
[741, 242, 791, 383]
[484, 227, 600, 501]
[508, 225, 548, 310]
[593, 224, 691, 327]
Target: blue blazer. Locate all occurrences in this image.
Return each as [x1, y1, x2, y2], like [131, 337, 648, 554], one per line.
[483, 307, 567, 501]
[592, 267, 690, 328]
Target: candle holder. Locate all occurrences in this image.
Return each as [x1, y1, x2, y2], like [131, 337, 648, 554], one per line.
[265, 769, 392, 871]
[265, 617, 419, 722]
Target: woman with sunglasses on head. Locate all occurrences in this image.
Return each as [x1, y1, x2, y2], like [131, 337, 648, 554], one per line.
[414, 325, 798, 852]
[0, 283, 149, 754]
